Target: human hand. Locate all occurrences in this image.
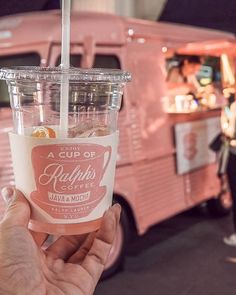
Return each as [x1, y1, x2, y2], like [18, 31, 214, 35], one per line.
[0, 188, 121, 295]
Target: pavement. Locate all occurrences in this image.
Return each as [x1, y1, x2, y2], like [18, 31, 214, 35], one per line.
[95, 207, 236, 295]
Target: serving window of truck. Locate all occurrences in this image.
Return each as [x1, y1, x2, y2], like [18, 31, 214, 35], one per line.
[165, 54, 234, 113]
[164, 43, 236, 175]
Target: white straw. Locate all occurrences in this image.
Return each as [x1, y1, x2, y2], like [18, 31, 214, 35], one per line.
[59, 0, 71, 138]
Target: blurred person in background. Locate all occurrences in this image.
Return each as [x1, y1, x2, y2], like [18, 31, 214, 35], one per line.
[167, 55, 202, 97]
[220, 92, 236, 246]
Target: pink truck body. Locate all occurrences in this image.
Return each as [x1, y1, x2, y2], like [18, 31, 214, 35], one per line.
[0, 10, 235, 237]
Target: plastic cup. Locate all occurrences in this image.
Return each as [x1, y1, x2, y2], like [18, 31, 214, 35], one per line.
[0, 67, 131, 235]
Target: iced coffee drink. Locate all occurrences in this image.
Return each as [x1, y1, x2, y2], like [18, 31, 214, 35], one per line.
[0, 67, 131, 235]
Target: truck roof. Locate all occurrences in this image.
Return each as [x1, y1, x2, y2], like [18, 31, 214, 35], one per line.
[0, 10, 234, 50]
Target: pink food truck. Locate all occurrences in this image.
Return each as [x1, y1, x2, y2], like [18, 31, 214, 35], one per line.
[0, 10, 235, 277]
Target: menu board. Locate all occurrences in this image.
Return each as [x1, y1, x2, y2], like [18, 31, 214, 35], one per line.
[175, 117, 221, 174]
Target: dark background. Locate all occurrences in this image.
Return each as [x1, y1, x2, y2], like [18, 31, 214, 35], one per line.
[0, 0, 60, 16]
[159, 0, 236, 34]
[0, 0, 236, 35]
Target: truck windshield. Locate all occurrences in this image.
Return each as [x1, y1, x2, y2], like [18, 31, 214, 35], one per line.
[0, 52, 40, 107]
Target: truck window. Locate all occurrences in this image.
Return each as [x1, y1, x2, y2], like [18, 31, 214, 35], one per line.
[0, 53, 41, 107]
[56, 54, 82, 67]
[93, 55, 121, 69]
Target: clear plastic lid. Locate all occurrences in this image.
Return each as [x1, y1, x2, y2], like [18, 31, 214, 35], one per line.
[0, 66, 131, 83]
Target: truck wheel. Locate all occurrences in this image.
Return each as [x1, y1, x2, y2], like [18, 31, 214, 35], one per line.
[207, 189, 232, 217]
[101, 205, 130, 279]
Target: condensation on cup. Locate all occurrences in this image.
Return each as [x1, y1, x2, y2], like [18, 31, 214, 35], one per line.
[0, 67, 131, 235]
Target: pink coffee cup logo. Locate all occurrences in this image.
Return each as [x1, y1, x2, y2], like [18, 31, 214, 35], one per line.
[183, 132, 198, 160]
[30, 143, 111, 220]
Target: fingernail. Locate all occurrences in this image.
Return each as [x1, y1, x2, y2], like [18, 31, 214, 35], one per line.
[1, 187, 16, 205]
[111, 204, 122, 224]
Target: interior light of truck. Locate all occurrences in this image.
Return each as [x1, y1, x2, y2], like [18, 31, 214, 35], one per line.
[128, 28, 134, 36]
[200, 77, 211, 85]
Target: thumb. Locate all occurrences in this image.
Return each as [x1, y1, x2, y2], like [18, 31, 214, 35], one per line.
[1, 187, 31, 228]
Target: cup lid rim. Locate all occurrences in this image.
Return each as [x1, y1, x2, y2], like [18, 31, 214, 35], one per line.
[0, 66, 131, 83]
